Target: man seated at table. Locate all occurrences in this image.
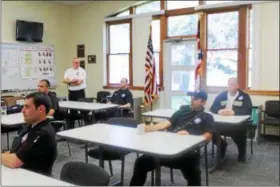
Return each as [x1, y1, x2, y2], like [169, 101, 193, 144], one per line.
[107, 77, 133, 117]
[210, 77, 252, 161]
[129, 90, 214, 186]
[37, 79, 65, 132]
[1, 92, 57, 176]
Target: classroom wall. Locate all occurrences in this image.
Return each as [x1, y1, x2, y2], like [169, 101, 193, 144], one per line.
[2, 1, 279, 112]
[251, 1, 279, 90]
[69, 1, 279, 108]
[2, 1, 72, 95]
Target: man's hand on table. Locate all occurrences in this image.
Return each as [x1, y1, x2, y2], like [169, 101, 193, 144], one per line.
[218, 109, 235, 116]
[177, 130, 189, 135]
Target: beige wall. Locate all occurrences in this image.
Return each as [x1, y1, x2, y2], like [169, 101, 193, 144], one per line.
[251, 2, 279, 90]
[1, 1, 279, 109]
[2, 1, 72, 95]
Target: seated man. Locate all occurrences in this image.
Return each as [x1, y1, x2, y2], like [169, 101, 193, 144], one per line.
[38, 79, 64, 132]
[1, 92, 57, 176]
[210, 77, 252, 161]
[108, 77, 133, 117]
[129, 90, 214, 186]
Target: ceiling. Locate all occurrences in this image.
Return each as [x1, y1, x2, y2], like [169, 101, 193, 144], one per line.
[50, 1, 92, 6]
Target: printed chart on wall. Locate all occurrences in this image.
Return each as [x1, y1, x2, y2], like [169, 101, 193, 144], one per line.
[19, 46, 55, 79]
[1, 43, 56, 91]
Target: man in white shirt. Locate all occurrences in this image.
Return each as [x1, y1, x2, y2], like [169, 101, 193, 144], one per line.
[63, 58, 87, 129]
[210, 77, 252, 161]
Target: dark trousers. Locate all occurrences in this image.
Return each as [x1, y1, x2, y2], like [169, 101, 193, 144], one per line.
[212, 128, 247, 159]
[66, 89, 86, 129]
[129, 153, 201, 186]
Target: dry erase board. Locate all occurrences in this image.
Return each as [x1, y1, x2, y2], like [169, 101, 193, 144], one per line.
[1, 43, 57, 91]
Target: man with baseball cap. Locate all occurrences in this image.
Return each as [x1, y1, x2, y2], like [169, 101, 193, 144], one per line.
[129, 90, 214, 186]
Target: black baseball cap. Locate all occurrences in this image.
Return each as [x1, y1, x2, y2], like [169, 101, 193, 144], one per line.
[187, 90, 208, 101]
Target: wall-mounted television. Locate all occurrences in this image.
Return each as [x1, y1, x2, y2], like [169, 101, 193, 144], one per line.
[16, 20, 44, 42]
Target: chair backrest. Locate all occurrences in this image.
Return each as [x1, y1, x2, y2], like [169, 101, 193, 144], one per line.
[60, 161, 110, 186]
[97, 91, 111, 103]
[265, 100, 280, 119]
[107, 117, 138, 128]
[78, 97, 94, 103]
[57, 96, 67, 101]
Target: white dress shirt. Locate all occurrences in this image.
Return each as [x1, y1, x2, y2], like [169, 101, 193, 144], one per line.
[63, 67, 86, 91]
[226, 91, 239, 110]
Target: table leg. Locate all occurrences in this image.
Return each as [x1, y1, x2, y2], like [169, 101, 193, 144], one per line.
[155, 157, 161, 186]
[209, 132, 221, 173]
[85, 143, 88, 163]
[99, 146, 104, 168]
[204, 144, 209, 186]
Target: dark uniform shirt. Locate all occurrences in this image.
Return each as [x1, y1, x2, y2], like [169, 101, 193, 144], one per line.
[210, 89, 253, 115]
[10, 119, 57, 176]
[110, 88, 133, 106]
[47, 92, 60, 119]
[167, 105, 215, 135]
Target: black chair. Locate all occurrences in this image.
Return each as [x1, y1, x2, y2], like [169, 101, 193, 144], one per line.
[93, 91, 111, 103]
[60, 161, 110, 186]
[87, 117, 138, 185]
[51, 93, 71, 156]
[77, 97, 95, 126]
[261, 100, 280, 136]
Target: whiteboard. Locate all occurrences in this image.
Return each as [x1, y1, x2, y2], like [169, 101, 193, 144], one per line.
[1, 43, 57, 91]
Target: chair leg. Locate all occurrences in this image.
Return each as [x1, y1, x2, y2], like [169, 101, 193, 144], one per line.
[251, 127, 254, 155]
[151, 170, 154, 186]
[6, 133, 9, 150]
[169, 168, 174, 185]
[211, 141, 215, 158]
[109, 160, 113, 176]
[120, 157, 125, 186]
[67, 141, 71, 156]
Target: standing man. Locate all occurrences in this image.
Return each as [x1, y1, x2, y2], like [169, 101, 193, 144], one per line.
[1, 92, 57, 176]
[210, 77, 253, 161]
[108, 78, 133, 117]
[63, 58, 87, 101]
[63, 58, 87, 129]
[129, 90, 214, 186]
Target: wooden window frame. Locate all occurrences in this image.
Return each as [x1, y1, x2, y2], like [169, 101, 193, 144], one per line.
[106, 19, 133, 87]
[103, 0, 279, 96]
[203, 7, 248, 93]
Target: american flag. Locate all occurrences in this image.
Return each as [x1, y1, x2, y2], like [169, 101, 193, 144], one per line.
[195, 14, 204, 90]
[144, 32, 159, 105]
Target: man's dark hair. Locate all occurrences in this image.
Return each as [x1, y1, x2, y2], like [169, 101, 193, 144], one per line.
[25, 92, 51, 114]
[40, 79, 50, 88]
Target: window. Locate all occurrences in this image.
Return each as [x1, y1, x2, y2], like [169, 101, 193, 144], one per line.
[168, 14, 198, 36]
[167, 1, 199, 10]
[136, 1, 160, 14]
[206, 11, 239, 87]
[152, 19, 160, 85]
[248, 8, 253, 88]
[116, 10, 130, 17]
[205, 1, 235, 5]
[107, 21, 131, 84]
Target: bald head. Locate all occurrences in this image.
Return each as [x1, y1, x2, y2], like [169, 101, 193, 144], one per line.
[72, 58, 80, 69]
[120, 77, 128, 88]
[227, 77, 239, 94]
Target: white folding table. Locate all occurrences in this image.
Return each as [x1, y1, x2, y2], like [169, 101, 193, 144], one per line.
[1, 165, 73, 186]
[57, 123, 208, 186]
[59, 101, 118, 111]
[142, 109, 251, 172]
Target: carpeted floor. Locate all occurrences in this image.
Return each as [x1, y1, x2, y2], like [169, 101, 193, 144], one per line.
[2, 132, 279, 186]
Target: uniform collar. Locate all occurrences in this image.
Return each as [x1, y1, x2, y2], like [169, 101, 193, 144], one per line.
[30, 118, 49, 129]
